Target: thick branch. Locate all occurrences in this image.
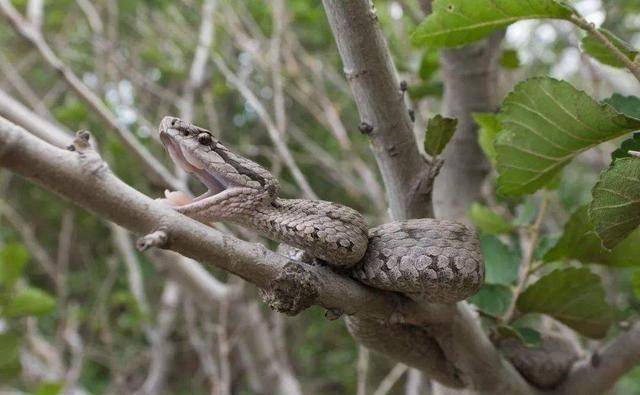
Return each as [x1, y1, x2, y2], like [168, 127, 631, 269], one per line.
[0, 88, 71, 148]
[321, 2, 535, 392]
[322, 0, 434, 220]
[0, 116, 453, 328]
[434, 33, 504, 223]
[554, 321, 640, 395]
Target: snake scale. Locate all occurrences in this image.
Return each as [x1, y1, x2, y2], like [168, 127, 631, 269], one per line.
[157, 116, 485, 388]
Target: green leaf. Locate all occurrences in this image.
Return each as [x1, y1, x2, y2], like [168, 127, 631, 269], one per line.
[581, 29, 639, 68]
[590, 157, 640, 249]
[496, 77, 640, 196]
[612, 132, 640, 160]
[0, 332, 21, 380]
[605, 228, 640, 267]
[544, 206, 606, 263]
[474, 113, 502, 164]
[35, 382, 63, 395]
[470, 284, 513, 317]
[516, 267, 613, 338]
[606, 94, 640, 119]
[0, 243, 29, 288]
[469, 203, 514, 235]
[500, 49, 521, 69]
[418, 48, 440, 81]
[496, 325, 541, 347]
[558, 163, 599, 210]
[544, 205, 640, 266]
[633, 271, 640, 299]
[513, 326, 542, 346]
[411, 0, 573, 48]
[512, 196, 538, 226]
[534, 234, 559, 261]
[481, 235, 520, 285]
[3, 287, 56, 318]
[409, 81, 444, 99]
[424, 114, 457, 156]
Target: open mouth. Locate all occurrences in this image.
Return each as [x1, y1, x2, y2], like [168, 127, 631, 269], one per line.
[159, 133, 232, 208]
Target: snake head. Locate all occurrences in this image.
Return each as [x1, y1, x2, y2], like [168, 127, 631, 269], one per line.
[158, 116, 280, 221]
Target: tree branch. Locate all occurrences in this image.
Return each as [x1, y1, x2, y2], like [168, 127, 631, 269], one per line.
[570, 14, 640, 83]
[322, 0, 434, 220]
[0, 87, 71, 148]
[212, 54, 318, 199]
[434, 33, 504, 223]
[0, 0, 183, 191]
[0, 116, 454, 328]
[554, 321, 640, 395]
[320, 2, 540, 392]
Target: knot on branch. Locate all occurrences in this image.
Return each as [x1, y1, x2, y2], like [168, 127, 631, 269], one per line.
[68, 130, 109, 177]
[358, 122, 374, 135]
[344, 68, 369, 81]
[137, 227, 169, 251]
[260, 261, 319, 316]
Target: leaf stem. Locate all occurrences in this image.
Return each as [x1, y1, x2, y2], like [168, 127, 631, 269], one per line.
[502, 193, 550, 324]
[570, 14, 640, 83]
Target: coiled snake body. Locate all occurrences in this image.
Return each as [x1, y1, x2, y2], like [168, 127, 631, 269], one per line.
[158, 117, 484, 387]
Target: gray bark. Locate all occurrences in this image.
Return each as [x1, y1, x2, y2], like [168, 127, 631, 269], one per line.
[321, 1, 533, 393]
[322, 0, 435, 220]
[434, 33, 504, 222]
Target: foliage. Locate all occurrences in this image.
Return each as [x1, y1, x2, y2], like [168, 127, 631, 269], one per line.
[474, 113, 502, 165]
[423, 114, 457, 156]
[411, 0, 572, 48]
[516, 268, 613, 338]
[468, 203, 514, 235]
[581, 29, 639, 68]
[495, 77, 640, 196]
[590, 157, 640, 249]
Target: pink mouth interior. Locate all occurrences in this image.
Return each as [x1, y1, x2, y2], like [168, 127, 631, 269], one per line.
[160, 134, 230, 207]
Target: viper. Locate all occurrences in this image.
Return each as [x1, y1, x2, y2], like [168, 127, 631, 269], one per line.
[156, 115, 486, 386]
[157, 116, 484, 304]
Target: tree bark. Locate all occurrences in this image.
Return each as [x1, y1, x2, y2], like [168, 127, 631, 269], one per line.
[434, 33, 504, 223]
[322, 0, 434, 220]
[321, 1, 534, 392]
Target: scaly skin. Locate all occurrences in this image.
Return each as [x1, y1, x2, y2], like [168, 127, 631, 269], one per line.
[157, 116, 484, 300]
[157, 116, 484, 386]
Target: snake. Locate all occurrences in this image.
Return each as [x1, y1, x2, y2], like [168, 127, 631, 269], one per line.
[156, 116, 493, 388]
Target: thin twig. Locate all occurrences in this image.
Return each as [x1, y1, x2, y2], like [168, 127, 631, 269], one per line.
[0, 199, 59, 283]
[372, 363, 408, 395]
[570, 14, 640, 83]
[212, 54, 318, 199]
[0, 0, 183, 190]
[503, 193, 550, 324]
[356, 346, 370, 395]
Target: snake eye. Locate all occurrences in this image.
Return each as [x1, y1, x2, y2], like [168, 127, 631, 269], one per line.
[197, 132, 212, 145]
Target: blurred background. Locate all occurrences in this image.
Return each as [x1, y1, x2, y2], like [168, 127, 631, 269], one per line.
[0, 0, 639, 394]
